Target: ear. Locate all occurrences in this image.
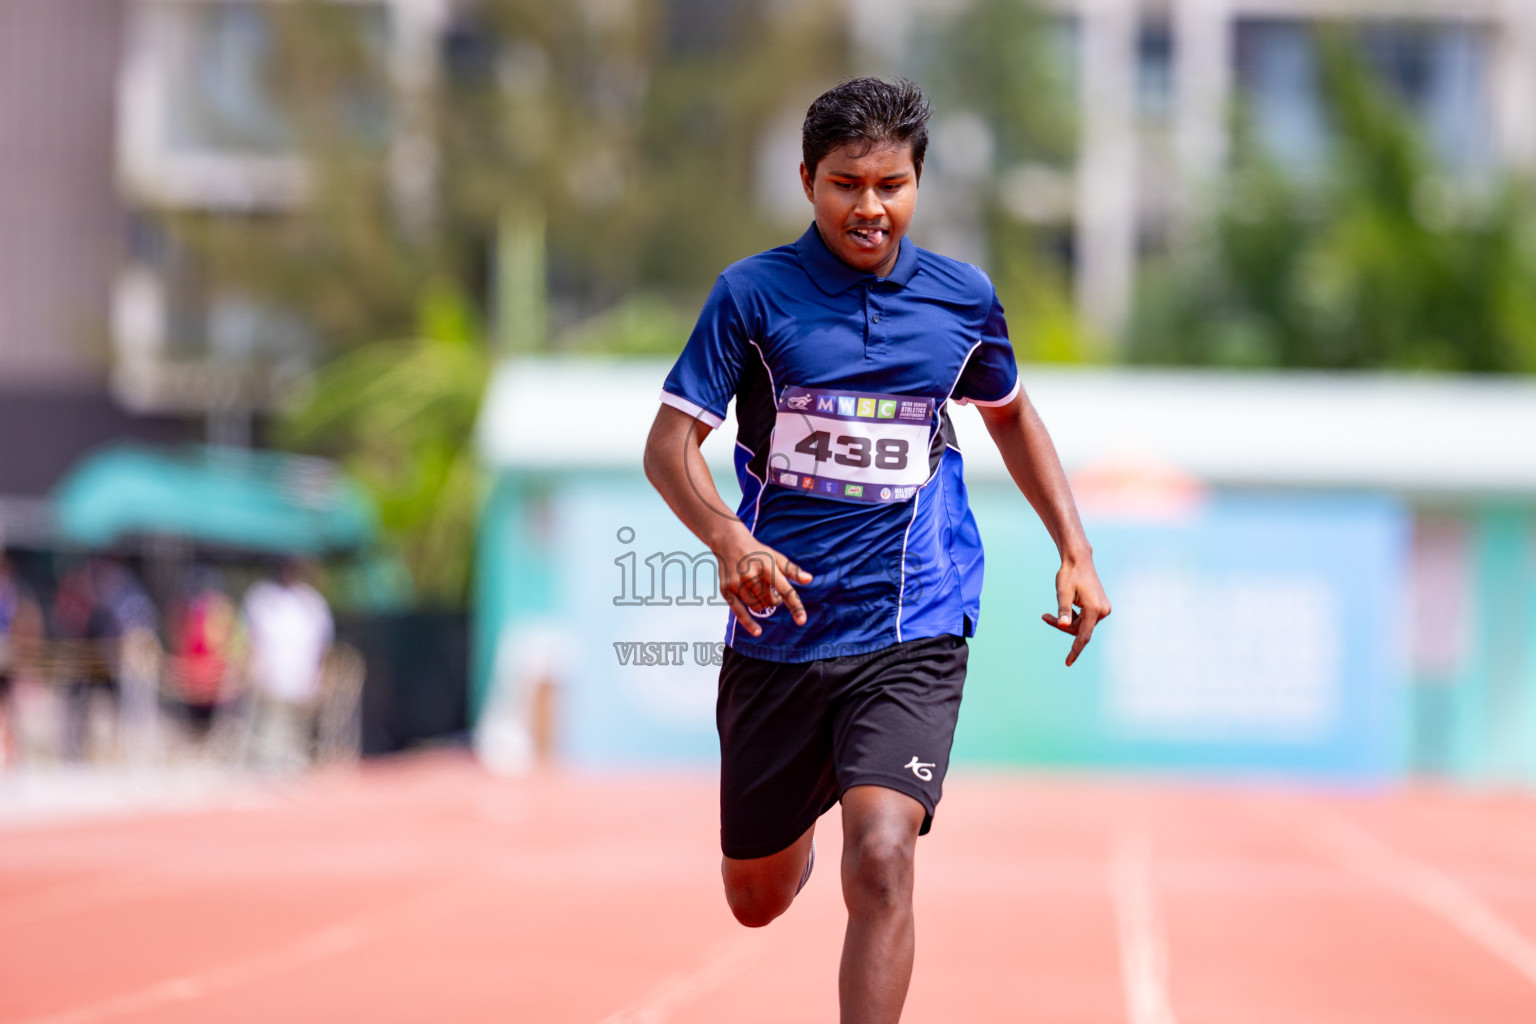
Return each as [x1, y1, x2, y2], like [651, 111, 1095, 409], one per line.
[800, 162, 815, 203]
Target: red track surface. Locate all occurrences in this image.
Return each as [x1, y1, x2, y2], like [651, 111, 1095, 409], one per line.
[3, 752, 1536, 1023]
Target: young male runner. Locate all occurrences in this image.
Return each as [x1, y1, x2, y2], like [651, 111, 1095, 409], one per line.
[643, 78, 1110, 1022]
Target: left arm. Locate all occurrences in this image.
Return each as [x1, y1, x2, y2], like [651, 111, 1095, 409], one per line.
[975, 390, 1111, 666]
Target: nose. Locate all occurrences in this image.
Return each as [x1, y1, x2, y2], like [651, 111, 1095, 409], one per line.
[854, 186, 883, 220]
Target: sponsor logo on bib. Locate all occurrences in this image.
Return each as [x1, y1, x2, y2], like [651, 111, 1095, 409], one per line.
[772, 386, 935, 504]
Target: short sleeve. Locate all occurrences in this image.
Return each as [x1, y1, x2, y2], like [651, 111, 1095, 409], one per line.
[660, 276, 749, 429]
[951, 292, 1020, 407]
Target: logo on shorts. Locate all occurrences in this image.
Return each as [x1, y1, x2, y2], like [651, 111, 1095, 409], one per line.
[904, 756, 935, 782]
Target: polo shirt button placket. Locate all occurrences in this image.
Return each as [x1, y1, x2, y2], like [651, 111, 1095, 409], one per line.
[865, 284, 884, 356]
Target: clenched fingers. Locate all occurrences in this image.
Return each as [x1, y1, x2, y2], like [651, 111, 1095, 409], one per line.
[1039, 606, 1107, 666]
[1040, 611, 1074, 634]
[775, 558, 812, 626]
[723, 590, 762, 637]
[772, 568, 807, 625]
[727, 551, 813, 626]
[1055, 580, 1074, 631]
[1066, 609, 1100, 667]
[734, 553, 778, 612]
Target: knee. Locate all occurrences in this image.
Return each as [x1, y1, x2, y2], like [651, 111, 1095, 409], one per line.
[843, 831, 915, 913]
[723, 876, 792, 928]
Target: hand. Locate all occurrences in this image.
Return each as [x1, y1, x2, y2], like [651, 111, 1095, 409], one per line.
[1040, 554, 1110, 667]
[715, 529, 813, 638]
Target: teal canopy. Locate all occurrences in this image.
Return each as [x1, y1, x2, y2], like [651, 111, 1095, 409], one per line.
[55, 444, 377, 554]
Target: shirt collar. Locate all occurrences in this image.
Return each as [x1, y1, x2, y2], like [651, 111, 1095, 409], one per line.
[795, 223, 919, 295]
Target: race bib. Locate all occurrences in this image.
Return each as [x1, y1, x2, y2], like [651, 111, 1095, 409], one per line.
[766, 386, 934, 504]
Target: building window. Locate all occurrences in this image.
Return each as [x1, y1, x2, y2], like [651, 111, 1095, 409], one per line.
[165, 3, 293, 155]
[1234, 19, 1494, 177]
[1137, 17, 1174, 123]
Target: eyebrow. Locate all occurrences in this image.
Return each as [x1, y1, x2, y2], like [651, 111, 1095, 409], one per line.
[826, 171, 911, 181]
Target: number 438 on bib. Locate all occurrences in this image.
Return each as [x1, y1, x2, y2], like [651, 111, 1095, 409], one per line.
[768, 386, 934, 504]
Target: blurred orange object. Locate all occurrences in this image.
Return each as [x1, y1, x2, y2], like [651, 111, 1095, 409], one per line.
[1070, 457, 1209, 521]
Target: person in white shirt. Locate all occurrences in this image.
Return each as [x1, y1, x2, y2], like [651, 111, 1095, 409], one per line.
[242, 560, 334, 770]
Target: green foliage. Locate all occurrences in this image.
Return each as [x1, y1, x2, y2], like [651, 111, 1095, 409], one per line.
[167, 1, 1085, 605]
[915, 0, 1095, 362]
[554, 293, 694, 355]
[630, 2, 848, 291]
[920, 0, 1075, 169]
[279, 285, 489, 607]
[1130, 31, 1536, 373]
[166, 3, 423, 349]
[174, 1, 854, 606]
[992, 241, 1097, 364]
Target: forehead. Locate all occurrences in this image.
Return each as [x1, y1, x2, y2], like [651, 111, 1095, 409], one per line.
[816, 140, 916, 178]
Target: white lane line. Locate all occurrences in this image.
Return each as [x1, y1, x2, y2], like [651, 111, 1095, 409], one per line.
[14, 883, 469, 1024]
[1110, 831, 1180, 1024]
[1312, 810, 1536, 988]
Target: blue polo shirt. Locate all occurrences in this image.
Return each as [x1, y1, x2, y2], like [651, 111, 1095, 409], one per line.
[659, 224, 1020, 663]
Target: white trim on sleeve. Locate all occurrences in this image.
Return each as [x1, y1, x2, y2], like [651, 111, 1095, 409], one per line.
[658, 390, 725, 429]
[954, 378, 1022, 408]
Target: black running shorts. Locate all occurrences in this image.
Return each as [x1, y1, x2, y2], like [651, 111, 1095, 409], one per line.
[716, 633, 968, 860]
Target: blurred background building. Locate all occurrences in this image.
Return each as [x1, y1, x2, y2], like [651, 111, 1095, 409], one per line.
[0, 0, 177, 544]
[1, 0, 1533, 782]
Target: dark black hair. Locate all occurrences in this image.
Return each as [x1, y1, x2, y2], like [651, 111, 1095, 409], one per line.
[801, 77, 933, 181]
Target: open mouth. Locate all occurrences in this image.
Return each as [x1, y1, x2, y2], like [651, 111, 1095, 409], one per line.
[847, 226, 887, 249]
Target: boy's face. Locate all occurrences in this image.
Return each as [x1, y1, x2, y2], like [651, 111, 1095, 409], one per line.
[800, 141, 918, 277]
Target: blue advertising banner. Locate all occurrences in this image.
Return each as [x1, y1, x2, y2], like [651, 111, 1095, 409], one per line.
[957, 490, 1410, 780]
[509, 479, 1408, 781]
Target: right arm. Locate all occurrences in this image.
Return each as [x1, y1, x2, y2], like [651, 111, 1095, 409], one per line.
[642, 403, 811, 637]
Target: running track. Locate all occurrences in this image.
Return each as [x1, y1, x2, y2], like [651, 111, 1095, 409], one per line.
[3, 752, 1535, 1022]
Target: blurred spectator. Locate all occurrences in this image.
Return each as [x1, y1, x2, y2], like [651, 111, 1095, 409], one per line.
[242, 560, 333, 771]
[94, 561, 161, 766]
[0, 556, 22, 765]
[0, 576, 44, 767]
[166, 568, 242, 739]
[53, 558, 156, 761]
